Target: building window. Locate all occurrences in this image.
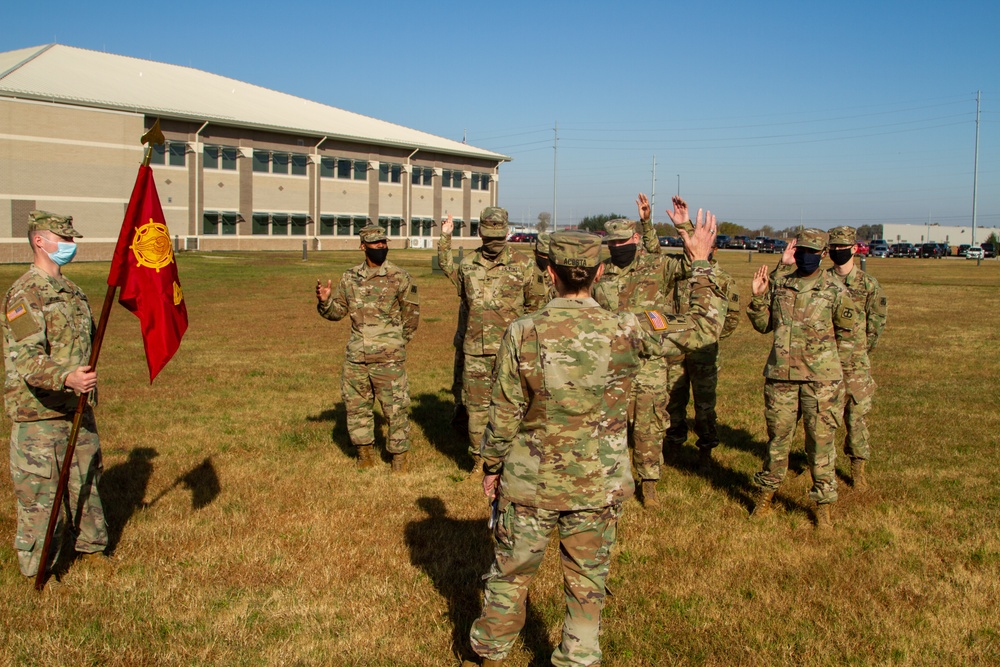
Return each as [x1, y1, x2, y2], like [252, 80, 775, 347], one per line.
[442, 169, 463, 188]
[354, 161, 367, 180]
[471, 173, 490, 191]
[251, 151, 308, 175]
[336, 216, 353, 236]
[470, 220, 479, 236]
[271, 153, 289, 175]
[353, 216, 369, 235]
[203, 212, 218, 235]
[291, 154, 308, 176]
[452, 219, 464, 236]
[253, 150, 270, 173]
[410, 217, 434, 236]
[150, 144, 166, 165]
[379, 162, 402, 184]
[291, 214, 308, 236]
[252, 213, 270, 235]
[221, 212, 238, 235]
[411, 167, 433, 186]
[272, 213, 290, 236]
[319, 215, 336, 235]
[330, 158, 367, 180]
[390, 217, 404, 237]
[202, 211, 238, 235]
[320, 157, 336, 178]
[168, 143, 186, 167]
[205, 146, 237, 170]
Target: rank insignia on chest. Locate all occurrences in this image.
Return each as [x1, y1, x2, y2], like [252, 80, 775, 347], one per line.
[843, 308, 854, 319]
[645, 310, 669, 331]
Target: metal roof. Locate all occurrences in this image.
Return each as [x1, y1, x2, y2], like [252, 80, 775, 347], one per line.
[0, 44, 509, 162]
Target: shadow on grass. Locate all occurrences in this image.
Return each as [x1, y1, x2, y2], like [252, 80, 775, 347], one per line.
[307, 401, 388, 462]
[99, 447, 158, 555]
[404, 496, 555, 664]
[409, 392, 472, 470]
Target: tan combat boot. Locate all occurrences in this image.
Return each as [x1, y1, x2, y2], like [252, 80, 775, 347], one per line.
[469, 455, 484, 479]
[356, 445, 376, 469]
[751, 490, 775, 518]
[391, 452, 408, 473]
[815, 503, 833, 531]
[851, 459, 869, 491]
[641, 480, 659, 508]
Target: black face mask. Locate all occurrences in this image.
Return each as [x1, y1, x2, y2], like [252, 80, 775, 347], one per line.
[365, 247, 388, 266]
[481, 238, 506, 259]
[535, 255, 549, 271]
[829, 247, 853, 266]
[794, 247, 823, 275]
[608, 243, 637, 268]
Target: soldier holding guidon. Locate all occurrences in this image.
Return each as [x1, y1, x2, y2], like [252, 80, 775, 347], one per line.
[3, 211, 108, 577]
[463, 219, 726, 667]
[316, 225, 419, 472]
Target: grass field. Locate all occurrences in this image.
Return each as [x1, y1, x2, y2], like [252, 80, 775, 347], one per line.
[1, 248, 998, 666]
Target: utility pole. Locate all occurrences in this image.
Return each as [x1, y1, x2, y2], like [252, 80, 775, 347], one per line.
[553, 121, 558, 231]
[676, 174, 680, 196]
[972, 90, 981, 247]
[651, 155, 656, 223]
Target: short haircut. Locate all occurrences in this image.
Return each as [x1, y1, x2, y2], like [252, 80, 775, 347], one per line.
[552, 263, 599, 292]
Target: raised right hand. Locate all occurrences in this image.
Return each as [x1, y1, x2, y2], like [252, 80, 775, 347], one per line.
[441, 214, 454, 235]
[752, 265, 770, 296]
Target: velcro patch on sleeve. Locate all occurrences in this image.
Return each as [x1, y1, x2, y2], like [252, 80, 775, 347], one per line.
[645, 310, 669, 331]
[6, 298, 41, 342]
[410, 285, 417, 294]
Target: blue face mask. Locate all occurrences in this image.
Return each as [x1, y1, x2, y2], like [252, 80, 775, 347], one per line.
[44, 239, 78, 266]
[793, 247, 822, 275]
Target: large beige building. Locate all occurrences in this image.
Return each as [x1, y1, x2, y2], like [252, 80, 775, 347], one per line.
[0, 44, 509, 261]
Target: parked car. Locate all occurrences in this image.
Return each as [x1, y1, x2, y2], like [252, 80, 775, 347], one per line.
[730, 235, 754, 249]
[936, 243, 951, 257]
[508, 232, 537, 244]
[982, 242, 997, 258]
[919, 243, 942, 258]
[715, 234, 732, 249]
[870, 241, 890, 258]
[658, 236, 674, 247]
[890, 243, 917, 258]
[966, 246, 984, 260]
[958, 244, 971, 257]
[771, 239, 788, 254]
[757, 238, 775, 253]
[855, 241, 870, 256]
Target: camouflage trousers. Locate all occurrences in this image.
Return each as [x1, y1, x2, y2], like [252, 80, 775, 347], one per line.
[341, 360, 411, 454]
[665, 344, 721, 451]
[9, 410, 107, 577]
[471, 501, 621, 667]
[463, 353, 496, 457]
[754, 379, 844, 505]
[452, 344, 465, 405]
[841, 373, 875, 462]
[630, 356, 670, 481]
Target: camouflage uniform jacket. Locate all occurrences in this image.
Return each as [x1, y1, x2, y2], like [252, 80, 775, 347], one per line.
[746, 270, 860, 381]
[439, 233, 534, 356]
[592, 250, 685, 318]
[482, 265, 726, 510]
[526, 264, 556, 313]
[673, 256, 740, 339]
[827, 264, 886, 397]
[3, 265, 94, 422]
[318, 260, 419, 363]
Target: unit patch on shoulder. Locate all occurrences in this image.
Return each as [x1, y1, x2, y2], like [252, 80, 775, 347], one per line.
[645, 310, 669, 331]
[880, 298, 887, 306]
[6, 299, 40, 341]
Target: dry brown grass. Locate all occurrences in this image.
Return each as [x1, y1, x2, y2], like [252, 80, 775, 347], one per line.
[1, 249, 998, 666]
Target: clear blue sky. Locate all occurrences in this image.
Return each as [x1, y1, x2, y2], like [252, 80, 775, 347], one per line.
[3, 0, 998, 230]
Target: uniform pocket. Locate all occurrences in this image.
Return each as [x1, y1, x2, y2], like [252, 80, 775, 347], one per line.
[11, 425, 53, 479]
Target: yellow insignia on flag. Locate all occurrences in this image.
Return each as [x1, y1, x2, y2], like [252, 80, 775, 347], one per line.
[131, 218, 174, 272]
[645, 310, 668, 331]
[173, 281, 183, 306]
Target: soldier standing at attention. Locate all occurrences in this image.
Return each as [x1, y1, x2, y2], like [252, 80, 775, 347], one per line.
[463, 223, 725, 667]
[747, 229, 860, 529]
[436, 214, 470, 432]
[592, 195, 687, 508]
[437, 208, 533, 475]
[3, 211, 107, 577]
[316, 225, 419, 472]
[826, 226, 887, 490]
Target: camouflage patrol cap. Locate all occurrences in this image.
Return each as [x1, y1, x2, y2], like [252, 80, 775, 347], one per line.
[604, 218, 639, 241]
[28, 210, 82, 238]
[549, 231, 602, 267]
[535, 232, 551, 255]
[828, 226, 857, 247]
[796, 228, 828, 251]
[358, 225, 387, 244]
[478, 207, 509, 238]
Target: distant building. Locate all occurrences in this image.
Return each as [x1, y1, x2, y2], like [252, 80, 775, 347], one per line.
[0, 44, 509, 261]
[880, 223, 1000, 248]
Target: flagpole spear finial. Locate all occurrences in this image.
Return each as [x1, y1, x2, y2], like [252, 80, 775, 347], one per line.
[141, 119, 165, 167]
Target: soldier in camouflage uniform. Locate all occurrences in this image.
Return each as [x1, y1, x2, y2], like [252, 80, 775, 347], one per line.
[827, 226, 887, 490]
[316, 225, 420, 472]
[464, 223, 725, 667]
[526, 232, 556, 310]
[746, 228, 861, 529]
[437, 214, 470, 431]
[592, 197, 688, 508]
[3, 210, 107, 577]
[437, 208, 534, 473]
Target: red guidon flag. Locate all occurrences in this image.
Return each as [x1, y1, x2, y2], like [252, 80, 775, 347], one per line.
[108, 164, 188, 382]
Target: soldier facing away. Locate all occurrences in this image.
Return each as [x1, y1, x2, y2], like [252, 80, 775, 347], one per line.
[437, 208, 534, 475]
[3, 210, 108, 577]
[316, 225, 419, 472]
[746, 228, 861, 529]
[463, 222, 726, 667]
[826, 225, 887, 489]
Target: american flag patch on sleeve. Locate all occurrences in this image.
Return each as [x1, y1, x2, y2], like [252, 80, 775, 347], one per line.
[6, 303, 26, 321]
[645, 310, 668, 331]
